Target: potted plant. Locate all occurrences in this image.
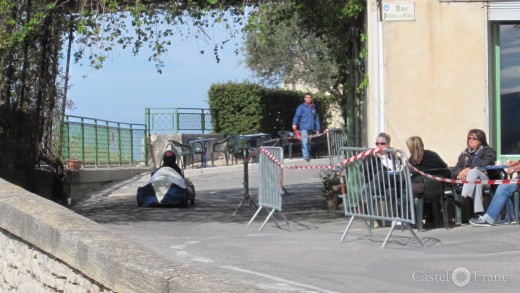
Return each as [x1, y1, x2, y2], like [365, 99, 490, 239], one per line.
[318, 169, 341, 210]
[67, 159, 82, 170]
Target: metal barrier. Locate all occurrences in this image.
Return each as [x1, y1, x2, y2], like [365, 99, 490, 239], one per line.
[326, 128, 347, 166]
[247, 147, 290, 230]
[238, 130, 345, 218]
[61, 115, 148, 167]
[145, 108, 212, 134]
[338, 147, 422, 248]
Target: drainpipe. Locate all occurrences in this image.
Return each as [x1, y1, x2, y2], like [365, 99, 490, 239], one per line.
[374, 0, 386, 135]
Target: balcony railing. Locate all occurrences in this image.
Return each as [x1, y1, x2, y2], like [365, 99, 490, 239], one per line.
[145, 108, 212, 134]
[61, 115, 148, 167]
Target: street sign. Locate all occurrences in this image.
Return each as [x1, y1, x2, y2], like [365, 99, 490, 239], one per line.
[382, 2, 415, 21]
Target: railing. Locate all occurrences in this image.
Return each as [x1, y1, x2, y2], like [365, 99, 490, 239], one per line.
[61, 115, 148, 167]
[145, 108, 212, 134]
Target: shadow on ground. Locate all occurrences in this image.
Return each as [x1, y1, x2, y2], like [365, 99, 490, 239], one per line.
[72, 182, 345, 227]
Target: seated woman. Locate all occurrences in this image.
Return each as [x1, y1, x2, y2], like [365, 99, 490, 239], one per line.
[451, 129, 497, 219]
[407, 136, 448, 226]
[407, 136, 448, 172]
[362, 132, 400, 196]
[407, 136, 448, 194]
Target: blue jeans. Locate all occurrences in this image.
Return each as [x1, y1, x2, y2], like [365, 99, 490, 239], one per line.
[301, 129, 311, 159]
[484, 183, 519, 224]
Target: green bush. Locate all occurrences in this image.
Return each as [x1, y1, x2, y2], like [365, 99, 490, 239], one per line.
[208, 82, 333, 136]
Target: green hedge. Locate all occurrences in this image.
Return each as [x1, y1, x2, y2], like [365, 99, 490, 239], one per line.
[208, 82, 333, 137]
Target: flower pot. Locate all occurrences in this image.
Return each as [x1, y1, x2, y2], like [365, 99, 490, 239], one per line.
[67, 159, 82, 170]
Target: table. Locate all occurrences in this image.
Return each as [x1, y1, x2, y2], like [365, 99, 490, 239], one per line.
[238, 133, 270, 161]
[188, 138, 215, 168]
[480, 165, 509, 179]
[483, 165, 508, 170]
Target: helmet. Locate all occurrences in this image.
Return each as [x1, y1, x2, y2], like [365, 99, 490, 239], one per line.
[162, 150, 177, 167]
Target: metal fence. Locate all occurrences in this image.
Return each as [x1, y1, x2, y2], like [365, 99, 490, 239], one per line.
[337, 147, 421, 248]
[326, 128, 347, 166]
[247, 147, 290, 230]
[61, 115, 148, 167]
[145, 108, 212, 134]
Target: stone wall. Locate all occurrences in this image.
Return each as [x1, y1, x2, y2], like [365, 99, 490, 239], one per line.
[0, 229, 112, 292]
[0, 178, 263, 292]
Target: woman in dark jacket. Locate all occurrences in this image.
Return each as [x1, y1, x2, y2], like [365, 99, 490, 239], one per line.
[452, 129, 497, 219]
[407, 136, 448, 172]
[407, 136, 448, 225]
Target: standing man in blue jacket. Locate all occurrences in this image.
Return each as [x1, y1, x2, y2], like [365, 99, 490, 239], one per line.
[292, 93, 321, 162]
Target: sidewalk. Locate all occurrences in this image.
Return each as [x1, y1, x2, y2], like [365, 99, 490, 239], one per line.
[73, 157, 520, 292]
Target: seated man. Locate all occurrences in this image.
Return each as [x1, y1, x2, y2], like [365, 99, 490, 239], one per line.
[469, 160, 520, 226]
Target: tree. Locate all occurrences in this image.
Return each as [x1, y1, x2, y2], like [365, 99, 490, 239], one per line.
[244, 3, 339, 90]
[0, 0, 255, 205]
[243, 1, 366, 146]
[0, 0, 366, 205]
[0, 0, 252, 170]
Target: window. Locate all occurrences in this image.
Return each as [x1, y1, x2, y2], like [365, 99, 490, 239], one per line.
[492, 23, 520, 157]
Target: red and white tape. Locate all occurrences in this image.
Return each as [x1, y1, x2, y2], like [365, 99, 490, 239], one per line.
[257, 146, 384, 170]
[258, 146, 520, 185]
[406, 163, 520, 185]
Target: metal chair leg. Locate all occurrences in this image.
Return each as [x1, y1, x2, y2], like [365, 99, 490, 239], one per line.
[414, 197, 424, 232]
[515, 190, 519, 225]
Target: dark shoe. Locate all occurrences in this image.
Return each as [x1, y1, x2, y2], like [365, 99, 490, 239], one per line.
[304, 157, 311, 162]
[469, 216, 493, 227]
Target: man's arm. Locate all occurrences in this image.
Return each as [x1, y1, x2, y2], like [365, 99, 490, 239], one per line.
[506, 160, 520, 175]
[292, 105, 302, 126]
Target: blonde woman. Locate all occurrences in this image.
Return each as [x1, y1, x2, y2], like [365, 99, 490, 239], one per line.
[406, 136, 447, 172]
[407, 136, 448, 227]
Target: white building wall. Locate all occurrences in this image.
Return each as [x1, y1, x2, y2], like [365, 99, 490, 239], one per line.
[367, 0, 488, 164]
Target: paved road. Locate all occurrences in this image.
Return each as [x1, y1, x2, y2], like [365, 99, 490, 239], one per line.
[73, 158, 520, 292]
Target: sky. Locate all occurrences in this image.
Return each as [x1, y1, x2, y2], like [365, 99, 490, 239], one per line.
[66, 22, 255, 124]
[501, 24, 520, 95]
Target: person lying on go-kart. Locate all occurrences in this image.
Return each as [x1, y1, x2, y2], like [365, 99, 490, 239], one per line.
[137, 150, 195, 207]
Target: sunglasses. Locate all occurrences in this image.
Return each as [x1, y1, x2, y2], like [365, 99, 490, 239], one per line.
[467, 137, 479, 141]
[375, 142, 387, 146]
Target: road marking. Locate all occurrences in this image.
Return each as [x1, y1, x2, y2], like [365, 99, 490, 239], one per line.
[192, 257, 215, 263]
[221, 265, 340, 293]
[175, 251, 191, 257]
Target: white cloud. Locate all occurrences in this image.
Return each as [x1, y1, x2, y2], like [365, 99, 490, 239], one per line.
[501, 85, 520, 95]
[501, 65, 520, 79]
[502, 46, 520, 55]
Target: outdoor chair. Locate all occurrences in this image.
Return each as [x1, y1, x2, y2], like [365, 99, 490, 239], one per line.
[277, 130, 301, 159]
[250, 134, 271, 163]
[166, 139, 193, 169]
[310, 133, 327, 158]
[230, 136, 246, 165]
[187, 137, 204, 166]
[413, 168, 451, 232]
[260, 136, 282, 147]
[211, 135, 233, 166]
[449, 167, 508, 224]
